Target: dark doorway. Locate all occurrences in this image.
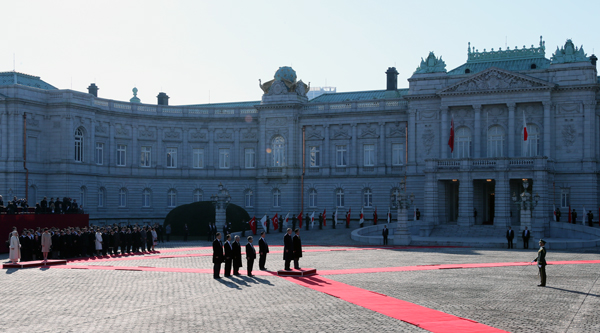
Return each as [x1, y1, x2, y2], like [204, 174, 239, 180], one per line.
[474, 179, 496, 225]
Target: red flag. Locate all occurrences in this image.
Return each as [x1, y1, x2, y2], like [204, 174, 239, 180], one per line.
[272, 213, 279, 231]
[346, 208, 351, 226]
[249, 216, 256, 235]
[373, 207, 378, 225]
[323, 209, 327, 226]
[523, 111, 528, 141]
[297, 212, 303, 228]
[568, 206, 572, 223]
[448, 117, 455, 153]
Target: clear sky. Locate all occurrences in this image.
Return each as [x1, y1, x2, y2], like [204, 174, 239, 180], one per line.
[3, 0, 599, 105]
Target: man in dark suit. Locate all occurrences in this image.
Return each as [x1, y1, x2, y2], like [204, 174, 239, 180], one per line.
[318, 213, 323, 230]
[382, 225, 389, 245]
[207, 224, 213, 241]
[223, 234, 233, 277]
[506, 226, 514, 249]
[587, 210, 594, 227]
[283, 228, 293, 271]
[212, 232, 223, 279]
[522, 227, 530, 249]
[258, 231, 269, 270]
[246, 236, 256, 277]
[40, 197, 48, 213]
[293, 229, 302, 269]
[572, 209, 577, 224]
[232, 235, 242, 276]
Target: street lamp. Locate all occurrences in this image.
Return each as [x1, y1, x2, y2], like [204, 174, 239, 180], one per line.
[390, 179, 413, 246]
[512, 179, 540, 211]
[211, 183, 232, 228]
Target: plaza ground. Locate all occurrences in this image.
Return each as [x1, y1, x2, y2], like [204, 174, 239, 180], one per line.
[2, 227, 600, 332]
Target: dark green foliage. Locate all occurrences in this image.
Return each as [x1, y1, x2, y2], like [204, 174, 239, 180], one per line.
[163, 201, 250, 236]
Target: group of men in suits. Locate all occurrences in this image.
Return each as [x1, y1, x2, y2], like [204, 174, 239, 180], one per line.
[506, 226, 532, 249]
[283, 228, 303, 270]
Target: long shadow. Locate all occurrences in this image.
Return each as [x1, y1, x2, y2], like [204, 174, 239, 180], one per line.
[295, 275, 330, 286]
[248, 276, 274, 286]
[545, 286, 600, 298]
[216, 278, 241, 289]
[4, 268, 18, 274]
[227, 275, 250, 286]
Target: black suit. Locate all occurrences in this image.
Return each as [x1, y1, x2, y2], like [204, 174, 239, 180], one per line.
[246, 242, 256, 276]
[224, 241, 233, 277]
[506, 229, 514, 249]
[212, 239, 223, 279]
[283, 233, 293, 270]
[293, 234, 302, 269]
[522, 229, 530, 249]
[258, 237, 269, 270]
[232, 241, 242, 275]
[382, 227, 389, 245]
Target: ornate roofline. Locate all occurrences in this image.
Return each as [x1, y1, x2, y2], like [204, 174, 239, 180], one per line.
[467, 36, 546, 63]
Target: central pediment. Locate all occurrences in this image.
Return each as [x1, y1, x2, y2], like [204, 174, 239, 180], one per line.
[438, 67, 556, 95]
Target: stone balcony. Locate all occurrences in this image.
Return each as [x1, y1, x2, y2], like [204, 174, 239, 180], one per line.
[425, 156, 549, 172]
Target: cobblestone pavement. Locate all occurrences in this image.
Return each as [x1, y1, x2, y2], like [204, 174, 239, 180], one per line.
[1, 232, 600, 333]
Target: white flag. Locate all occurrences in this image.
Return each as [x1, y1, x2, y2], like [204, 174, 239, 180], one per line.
[260, 215, 267, 231]
[335, 208, 338, 225]
[387, 207, 391, 224]
[310, 211, 315, 228]
[284, 212, 290, 228]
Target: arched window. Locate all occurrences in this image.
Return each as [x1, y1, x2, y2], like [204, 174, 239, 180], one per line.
[193, 189, 203, 202]
[487, 125, 504, 158]
[245, 190, 254, 208]
[523, 124, 540, 157]
[363, 188, 373, 208]
[74, 128, 84, 162]
[336, 189, 345, 207]
[272, 136, 285, 167]
[79, 186, 86, 208]
[167, 189, 177, 208]
[454, 127, 471, 158]
[98, 188, 106, 207]
[309, 189, 317, 208]
[391, 188, 400, 208]
[272, 189, 281, 207]
[118, 188, 127, 207]
[142, 189, 151, 207]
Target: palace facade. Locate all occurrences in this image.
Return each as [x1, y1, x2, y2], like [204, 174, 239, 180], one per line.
[0, 37, 598, 238]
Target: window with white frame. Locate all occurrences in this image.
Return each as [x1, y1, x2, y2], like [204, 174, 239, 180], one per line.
[245, 148, 256, 168]
[219, 148, 230, 169]
[272, 136, 285, 167]
[118, 188, 127, 207]
[336, 189, 345, 207]
[117, 145, 127, 166]
[392, 143, 404, 165]
[245, 190, 254, 207]
[98, 188, 105, 207]
[166, 148, 177, 168]
[523, 124, 540, 157]
[363, 188, 373, 207]
[142, 189, 151, 208]
[79, 186, 86, 208]
[363, 144, 375, 166]
[193, 148, 204, 168]
[487, 126, 504, 158]
[309, 146, 321, 167]
[561, 189, 570, 208]
[95, 142, 103, 165]
[455, 127, 472, 158]
[309, 189, 317, 207]
[272, 189, 281, 207]
[336, 145, 347, 167]
[193, 189, 203, 202]
[74, 128, 84, 162]
[167, 189, 177, 207]
[141, 146, 151, 167]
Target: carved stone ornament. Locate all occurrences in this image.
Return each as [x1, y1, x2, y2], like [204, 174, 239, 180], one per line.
[414, 51, 447, 74]
[28, 119, 40, 127]
[242, 131, 257, 141]
[487, 106, 505, 117]
[216, 132, 233, 140]
[388, 126, 406, 138]
[116, 128, 130, 136]
[359, 127, 378, 139]
[266, 117, 287, 127]
[439, 68, 553, 94]
[267, 80, 287, 96]
[190, 131, 207, 141]
[95, 125, 107, 134]
[164, 131, 181, 140]
[419, 110, 438, 120]
[551, 39, 588, 64]
[558, 103, 580, 114]
[307, 130, 323, 140]
[561, 124, 577, 152]
[421, 128, 435, 155]
[139, 130, 155, 139]
[520, 105, 541, 117]
[332, 129, 351, 140]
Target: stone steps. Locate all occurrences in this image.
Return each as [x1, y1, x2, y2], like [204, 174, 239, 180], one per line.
[430, 225, 511, 238]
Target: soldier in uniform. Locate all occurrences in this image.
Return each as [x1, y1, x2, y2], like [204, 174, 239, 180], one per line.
[533, 239, 547, 287]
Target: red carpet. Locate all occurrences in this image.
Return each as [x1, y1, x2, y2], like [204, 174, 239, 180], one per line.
[282, 275, 508, 333]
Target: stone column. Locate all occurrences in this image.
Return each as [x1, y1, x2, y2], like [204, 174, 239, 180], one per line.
[378, 122, 385, 172]
[457, 175, 474, 227]
[156, 127, 163, 167]
[394, 204, 411, 245]
[543, 101, 552, 159]
[323, 124, 330, 176]
[507, 103, 515, 157]
[584, 101, 596, 161]
[350, 123, 357, 174]
[422, 172, 438, 231]
[233, 128, 240, 169]
[132, 125, 138, 173]
[109, 122, 115, 166]
[473, 105, 481, 158]
[407, 109, 416, 170]
[208, 128, 215, 177]
[440, 107, 448, 159]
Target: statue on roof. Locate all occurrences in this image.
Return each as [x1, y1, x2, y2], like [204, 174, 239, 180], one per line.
[130, 87, 141, 103]
[551, 39, 588, 64]
[414, 52, 447, 74]
[259, 66, 309, 97]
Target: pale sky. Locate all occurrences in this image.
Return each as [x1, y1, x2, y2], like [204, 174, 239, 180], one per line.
[3, 0, 599, 105]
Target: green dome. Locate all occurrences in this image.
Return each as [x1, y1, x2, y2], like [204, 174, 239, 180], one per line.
[274, 66, 297, 82]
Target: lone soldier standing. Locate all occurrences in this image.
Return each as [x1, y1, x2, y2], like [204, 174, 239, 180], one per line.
[382, 225, 389, 245]
[533, 239, 547, 287]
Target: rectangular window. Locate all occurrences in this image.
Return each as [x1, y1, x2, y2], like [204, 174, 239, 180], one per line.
[166, 148, 177, 168]
[309, 190, 317, 208]
[392, 143, 404, 165]
[363, 144, 375, 166]
[119, 191, 127, 207]
[95, 143, 104, 165]
[97, 190, 104, 208]
[336, 145, 347, 167]
[245, 191, 254, 207]
[219, 148, 230, 169]
[245, 148, 255, 168]
[142, 191, 151, 208]
[141, 146, 151, 167]
[561, 190, 570, 208]
[309, 146, 320, 167]
[117, 145, 126, 166]
[193, 148, 204, 168]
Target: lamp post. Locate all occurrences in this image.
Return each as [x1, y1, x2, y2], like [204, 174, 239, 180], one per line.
[211, 183, 232, 229]
[512, 179, 540, 235]
[390, 179, 414, 245]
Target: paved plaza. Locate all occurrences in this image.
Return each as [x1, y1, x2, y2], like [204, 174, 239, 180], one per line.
[2, 228, 600, 333]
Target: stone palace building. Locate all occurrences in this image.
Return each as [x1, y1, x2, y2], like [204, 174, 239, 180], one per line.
[0, 37, 598, 238]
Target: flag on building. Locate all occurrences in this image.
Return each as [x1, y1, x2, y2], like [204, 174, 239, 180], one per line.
[448, 116, 455, 153]
[387, 207, 391, 224]
[334, 208, 338, 225]
[359, 207, 364, 225]
[414, 206, 417, 220]
[523, 111, 528, 141]
[260, 215, 267, 231]
[373, 207, 378, 225]
[311, 211, 315, 229]
[568, 206, 572, 223]
[553, 205, 557, 222]
[346, 208, 351, 226]
[284, 212, 290, 228]
[323, 209, 327, 226]
[297, 211, 303, 228]
[272, 213, 279, 231]
[249, 216, 257, 235]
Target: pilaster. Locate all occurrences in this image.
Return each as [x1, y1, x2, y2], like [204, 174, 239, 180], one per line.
[407, 109, 416, 172]
[543, 101, 552, 159]
[440, 107, 448, 159]
[378, 121, 385, 173]
[473, 105, 481, 158]
[507, 103, 515, 158]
